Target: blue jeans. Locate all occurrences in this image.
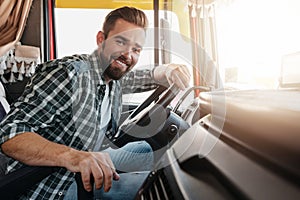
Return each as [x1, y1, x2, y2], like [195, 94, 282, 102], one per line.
[64, 141, 153, 200]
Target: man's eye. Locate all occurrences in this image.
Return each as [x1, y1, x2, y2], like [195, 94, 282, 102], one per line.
[116, 40, 125, 46]
[133, 48, 141, 54]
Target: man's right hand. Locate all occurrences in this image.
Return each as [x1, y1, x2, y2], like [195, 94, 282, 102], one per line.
[63, 150, 120, 192]
[1, 132, 120, 193]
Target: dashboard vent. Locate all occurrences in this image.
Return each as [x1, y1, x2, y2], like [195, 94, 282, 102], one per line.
[139, 170, 174, 200]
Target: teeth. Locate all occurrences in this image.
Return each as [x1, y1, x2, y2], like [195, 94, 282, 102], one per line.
[116, 60, 127, 68]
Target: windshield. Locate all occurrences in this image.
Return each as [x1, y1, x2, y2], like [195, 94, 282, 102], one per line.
[215, 0, 300, 89]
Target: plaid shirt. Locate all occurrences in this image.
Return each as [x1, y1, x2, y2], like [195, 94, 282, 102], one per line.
[0, 50, 157, 199]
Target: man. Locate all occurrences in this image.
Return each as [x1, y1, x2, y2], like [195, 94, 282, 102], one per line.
[0, 6, 190, 199]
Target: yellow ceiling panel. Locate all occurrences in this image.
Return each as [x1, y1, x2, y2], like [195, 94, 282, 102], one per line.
[55, 0, 164, 10]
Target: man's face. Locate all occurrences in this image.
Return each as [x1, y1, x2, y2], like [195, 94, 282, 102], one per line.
[97, 19, 146, 81]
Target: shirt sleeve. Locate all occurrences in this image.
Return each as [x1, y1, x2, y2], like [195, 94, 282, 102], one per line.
[120, 69, 158, 94]
[0, 61, 74, 147]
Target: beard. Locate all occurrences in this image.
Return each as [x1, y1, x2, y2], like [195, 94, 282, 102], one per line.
[100, 50, 134, 80]
[103, 64, 131, 80]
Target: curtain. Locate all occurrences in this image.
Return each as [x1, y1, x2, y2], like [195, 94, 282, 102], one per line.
[189, 0, 220, 89]
[0, 0, 33, 57]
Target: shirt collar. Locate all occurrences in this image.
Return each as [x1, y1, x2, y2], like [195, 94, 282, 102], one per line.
[88, 50, 116, 93]
[88, 50, 106, 86]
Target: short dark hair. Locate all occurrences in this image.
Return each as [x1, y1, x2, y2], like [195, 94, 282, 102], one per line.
[102, 6, 148, 38]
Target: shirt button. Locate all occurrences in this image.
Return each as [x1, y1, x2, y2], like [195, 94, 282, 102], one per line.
[58, 191, 63, 196]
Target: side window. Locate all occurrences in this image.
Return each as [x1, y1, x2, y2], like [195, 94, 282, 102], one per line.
[55, 9, 110, 57]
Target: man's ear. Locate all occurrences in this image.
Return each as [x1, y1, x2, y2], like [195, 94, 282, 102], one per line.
[96, 31, 105, 45]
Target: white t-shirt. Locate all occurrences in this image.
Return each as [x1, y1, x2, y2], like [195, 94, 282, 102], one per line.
[94, 84, 111, 151]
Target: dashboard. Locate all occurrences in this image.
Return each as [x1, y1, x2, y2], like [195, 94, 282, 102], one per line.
[134, 89, 300, 200]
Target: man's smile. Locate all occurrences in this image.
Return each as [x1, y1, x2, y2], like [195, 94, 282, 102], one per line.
[113, 56, 131, 70]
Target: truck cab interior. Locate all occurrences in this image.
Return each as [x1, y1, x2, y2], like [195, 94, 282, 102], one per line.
[0, 0, 300, 199]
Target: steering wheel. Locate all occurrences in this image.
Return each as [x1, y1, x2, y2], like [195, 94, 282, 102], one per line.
[110, 84, 184, 150]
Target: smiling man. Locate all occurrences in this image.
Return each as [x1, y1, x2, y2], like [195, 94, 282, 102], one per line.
[0, 6, 190, 199]
[98, 19, 146, 81]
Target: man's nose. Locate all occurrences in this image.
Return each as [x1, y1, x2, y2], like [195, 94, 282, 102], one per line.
[121, 47, 133, 60]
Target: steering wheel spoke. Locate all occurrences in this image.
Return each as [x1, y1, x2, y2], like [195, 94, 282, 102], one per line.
[110, 84, 188, 150]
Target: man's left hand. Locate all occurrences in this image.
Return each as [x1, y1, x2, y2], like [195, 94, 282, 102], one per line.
[153, 64, 191, 90]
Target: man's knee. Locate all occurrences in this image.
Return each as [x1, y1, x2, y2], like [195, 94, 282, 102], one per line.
[123, 141, 153, 154]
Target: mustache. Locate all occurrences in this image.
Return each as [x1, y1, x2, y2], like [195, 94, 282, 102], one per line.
[112, 55, 131, 67]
